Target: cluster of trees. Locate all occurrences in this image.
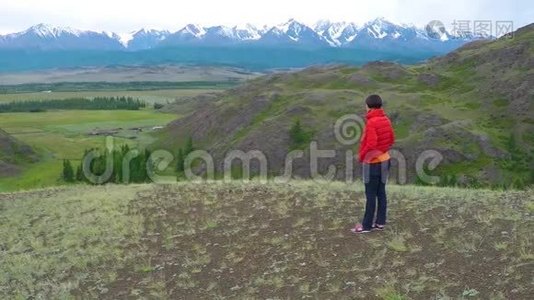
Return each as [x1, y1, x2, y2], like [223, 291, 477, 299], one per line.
[62, 137, 197, 184]
[62, 145, 153, 184]
[413, 133, 534, 190]
[499, 133, 534, 189]
[502, 134, 531, 172]
[60, 131, 531, 189]
[0, 96, 146, 113]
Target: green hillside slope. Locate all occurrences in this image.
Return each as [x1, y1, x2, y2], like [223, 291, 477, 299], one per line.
[0, 128, 38, 177]
[157, 24, 534, 187]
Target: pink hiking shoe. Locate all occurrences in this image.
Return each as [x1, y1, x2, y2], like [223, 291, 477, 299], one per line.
[350, 224, 371, 234]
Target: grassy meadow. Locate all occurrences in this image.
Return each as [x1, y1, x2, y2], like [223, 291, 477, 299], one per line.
[0, 109, 178, 191]
[0, 67, 236, 192]
[0, 181, 532, 299]
[0, 79, 213, 192]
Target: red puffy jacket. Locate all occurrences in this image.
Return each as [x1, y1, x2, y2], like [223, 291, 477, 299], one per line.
[358, 108, 395, 163]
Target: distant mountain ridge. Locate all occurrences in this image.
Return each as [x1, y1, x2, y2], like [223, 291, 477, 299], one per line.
[0, 18, 478, 51]
[0, 23, 123, 50]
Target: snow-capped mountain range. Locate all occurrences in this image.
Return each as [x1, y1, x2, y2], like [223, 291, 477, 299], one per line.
[0, 18, 477, 51]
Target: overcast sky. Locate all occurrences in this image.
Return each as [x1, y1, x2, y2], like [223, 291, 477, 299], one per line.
[0, 0, 532, 34]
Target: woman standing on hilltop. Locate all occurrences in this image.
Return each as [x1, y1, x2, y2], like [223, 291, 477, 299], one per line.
[352, 95, 395, 234]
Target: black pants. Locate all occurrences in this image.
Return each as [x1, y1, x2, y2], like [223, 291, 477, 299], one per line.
[361, 160, 390, 230]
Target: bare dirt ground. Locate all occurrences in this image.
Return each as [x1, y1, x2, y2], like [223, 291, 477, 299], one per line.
[1, 181, 532, 299]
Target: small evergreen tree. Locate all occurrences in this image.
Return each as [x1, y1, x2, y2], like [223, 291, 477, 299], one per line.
[448, 174, 457, 187]
[75, 164, 84, 182]
[184, 136, 194, 156]
[140, 149, 151, 182]
[176, 148, 185, 173]
[504, 133, 529, 172]
[62, 159, 75, 182]
[289, 119, 311, 149]
[112, 149, 123, 183]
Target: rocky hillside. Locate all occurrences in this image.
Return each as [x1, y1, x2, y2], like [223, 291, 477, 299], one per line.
[0, 129, 38, 177]
[157, 24, 534, 187]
